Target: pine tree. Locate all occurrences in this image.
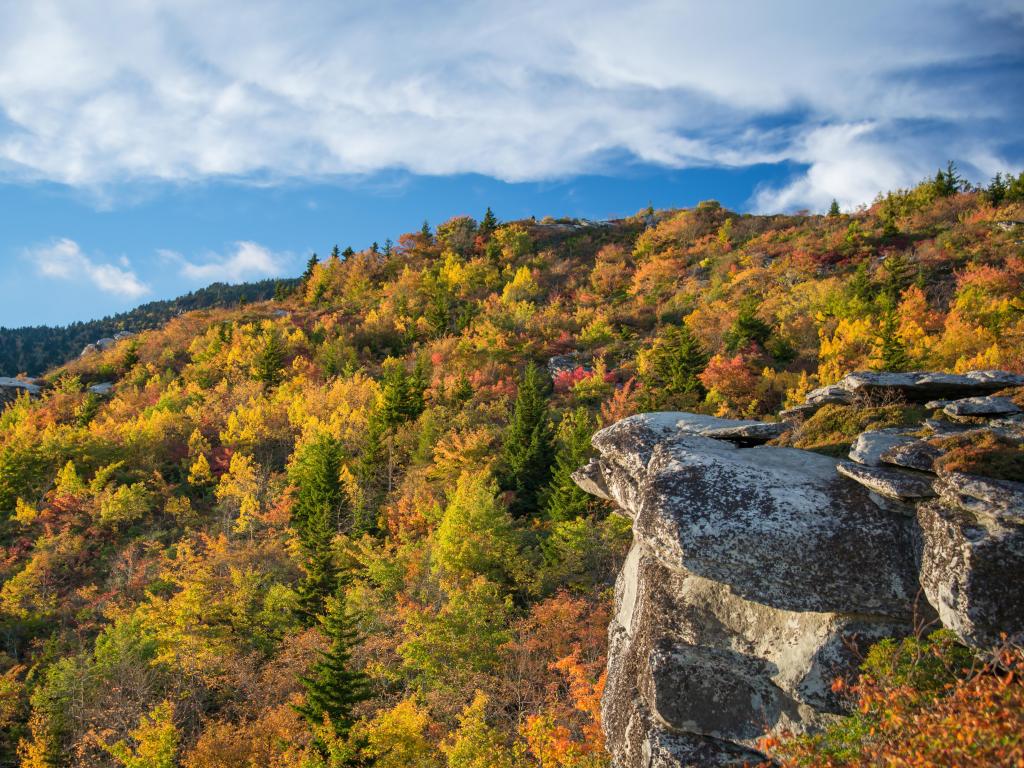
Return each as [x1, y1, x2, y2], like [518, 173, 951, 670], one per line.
[420, 220, 433, 244]
[253, 328, 285, 388]
[723, 297, 772, 352]
[302, 253, 320, 284]
[501, 363, 555, 517]
[330, 245, 341, 261]
[290, 433, 347, 620]
[544, 407, 595, 522]
[641, 323, 708, 409]
[294, 584, 371, 754]
[933, 161, 965, 197]
[875, 298, 913, 372]
[828, 199, 841, 217]
[985, 172, 1007, 206]
[480, 207, 498, 236]
[342, 246, 355, 259]
[354, 407, 386, 534]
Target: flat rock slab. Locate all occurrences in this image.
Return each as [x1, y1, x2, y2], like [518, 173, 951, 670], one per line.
[849, 429, 917, 467]
[881, 440, 942, 472]
[833, 370, 1024, 403]
[836, 461, 936, 501]
[804, 384, 854, 406]
[673, 413, 788, 444]
[943, 396, 1021, 418]
[0, 377, 40, 394]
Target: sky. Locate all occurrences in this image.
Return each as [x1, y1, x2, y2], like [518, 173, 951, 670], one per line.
[0, 1, 1022, 327]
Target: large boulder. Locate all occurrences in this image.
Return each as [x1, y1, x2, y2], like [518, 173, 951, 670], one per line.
[575, 413, 921, 767]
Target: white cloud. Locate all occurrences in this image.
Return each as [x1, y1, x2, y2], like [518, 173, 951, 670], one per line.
[176, 241, 288, 284]
[0, 1, 1020, 210]
[29, 238, 148, 297]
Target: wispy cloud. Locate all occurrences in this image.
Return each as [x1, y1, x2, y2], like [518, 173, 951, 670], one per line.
[29, 238, 148, 297]
[170, 241, 288, 284]
[0, 1, 1021, 210]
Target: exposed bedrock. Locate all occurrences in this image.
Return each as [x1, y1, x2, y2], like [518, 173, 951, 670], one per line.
[575, 404, 1022, 768]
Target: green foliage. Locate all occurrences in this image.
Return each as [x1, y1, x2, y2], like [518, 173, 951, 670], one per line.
[723, 297, 772, 353]
[294, 587, 371, 752]
[640, 323, 708, 409]
[432, 470, 520, 586]
[544, 408, 596, 522]
[253, 327, 286, 388]
[290, 433, 347, 619]
[103, 701, 179, 768]
[500, 363, 555, 518]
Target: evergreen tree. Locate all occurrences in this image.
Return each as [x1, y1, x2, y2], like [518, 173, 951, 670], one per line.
[933, 161, 965, 197]
[723, 297, 772, 352]
[875, 299, 913, 372]
[420, 220, 433, 243]
[354, 407, 386, 534]
[641, 323, 708, 409]
[828, 199, 841, 217]
[383, 238, 394, 256]
[253, 328, 285, 388]
[330, 245, 341, 261]
[342, 246, 355, 259]
[500, 363, 555, 517]
[985, 172, 1007, 206]
[294, 584, 371, 756]
[302, 253, 319, 283]
[544, 408, 595, 522]
[480, 207, 498, 236]
[290, 433, 347, 619]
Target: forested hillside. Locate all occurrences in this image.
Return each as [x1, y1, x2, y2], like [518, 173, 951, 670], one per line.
[0, 279, 294, 377]
[0, 169, 1023, 768]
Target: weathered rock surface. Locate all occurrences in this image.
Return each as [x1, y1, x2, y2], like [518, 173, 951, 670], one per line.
[0, 377, 41, 406]
[943, 396, 1021, 419]
[832, 370, 1024, 402]
[836, 462, 936, 501]
[917, 499, 1024, 648]
[575, 413, 922, 767]
[578, 396, 1024, 768]
[880, 440, 941, 472]
[848, 428, 917, 466]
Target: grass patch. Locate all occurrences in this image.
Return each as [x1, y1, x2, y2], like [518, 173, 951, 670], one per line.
[789, 403, 928, 457]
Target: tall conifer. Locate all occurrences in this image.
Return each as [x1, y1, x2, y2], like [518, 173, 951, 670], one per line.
[501, 363, 555, 517]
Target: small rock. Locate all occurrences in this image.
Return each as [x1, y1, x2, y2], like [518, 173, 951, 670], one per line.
[880, 440, 942, 472]
[837, 461, 937, 501]
[804, 384, 854, 406]
[924, 419, 975, 436]
[0, 376, 41, 395]
[95, 337, 117, 350]
[779, 403, 819, 421]
[87, 382, 114, 395]
[925, 399, 953, 410]
[849, 429, 917, 467]
[943, 396, 1021, 419]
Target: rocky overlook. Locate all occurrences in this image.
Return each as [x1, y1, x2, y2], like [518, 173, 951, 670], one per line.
[575, 370, 1024, 767]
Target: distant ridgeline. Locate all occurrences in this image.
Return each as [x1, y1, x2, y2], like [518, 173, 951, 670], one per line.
[0, 278, 295, 376]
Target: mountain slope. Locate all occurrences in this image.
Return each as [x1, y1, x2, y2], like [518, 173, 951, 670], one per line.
[0, 176, 1022, 767]
[0, 278, 295, 377]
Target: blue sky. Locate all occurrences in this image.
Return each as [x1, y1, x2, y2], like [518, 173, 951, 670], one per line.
[1, 1, 1022, 327]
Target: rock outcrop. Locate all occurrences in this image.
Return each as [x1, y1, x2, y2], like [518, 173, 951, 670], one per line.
[576, 371, 1024, 768]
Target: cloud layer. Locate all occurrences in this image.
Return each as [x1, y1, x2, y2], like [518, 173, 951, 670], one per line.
[29, 238, 148, 297]
[172, 242, 289, 284]
[0, 1, 1021, 210]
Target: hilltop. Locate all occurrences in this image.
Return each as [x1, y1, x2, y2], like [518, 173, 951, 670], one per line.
[0, 279, 295, 377]
[0, 169, 1022, 767]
